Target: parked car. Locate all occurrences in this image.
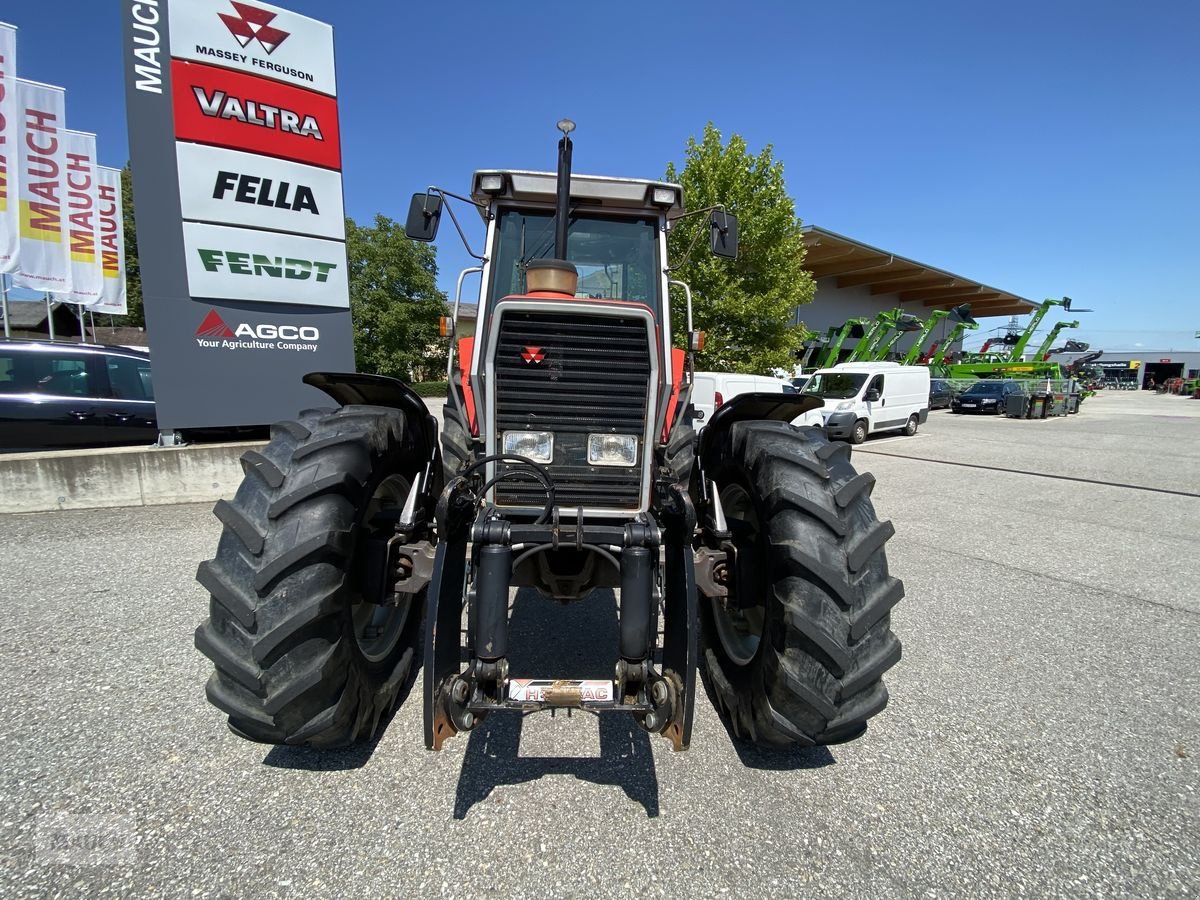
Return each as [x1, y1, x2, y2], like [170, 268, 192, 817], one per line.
[929, 378, 953, 409]
[0, 339, 157, 450]
[950, 379, 1025, 414]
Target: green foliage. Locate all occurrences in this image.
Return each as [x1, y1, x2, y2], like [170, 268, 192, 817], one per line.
[116, 164, 145, 328]
[411, 380, 449, 398]
[345, 214, 448, 381]
[665, 123, 815, 374]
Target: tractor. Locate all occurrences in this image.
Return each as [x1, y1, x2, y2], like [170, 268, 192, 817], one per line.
[194, 123, 904, 754]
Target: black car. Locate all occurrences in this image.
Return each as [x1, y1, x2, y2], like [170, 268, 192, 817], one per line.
[929, 378, 953, 410]
[0, 339, 158, 450]
[950, 380, 1025, 414]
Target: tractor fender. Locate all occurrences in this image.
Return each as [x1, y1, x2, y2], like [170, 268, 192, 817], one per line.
[697, 392, 823, 471]
[303, 372, 441, 468]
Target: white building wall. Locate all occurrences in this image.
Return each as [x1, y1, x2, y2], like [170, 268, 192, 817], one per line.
[796, 278, 980, 360]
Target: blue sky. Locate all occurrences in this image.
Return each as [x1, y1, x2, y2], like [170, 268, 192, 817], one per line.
[8, 0, 1198, 351]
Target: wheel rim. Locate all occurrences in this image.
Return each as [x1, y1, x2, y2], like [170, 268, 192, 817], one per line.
[351, 473, 413, 663]
[854, 423, 866, 442]
[710, 481, 766, 666]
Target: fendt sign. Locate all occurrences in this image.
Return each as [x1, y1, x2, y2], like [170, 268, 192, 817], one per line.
[124, 0, 354, 432]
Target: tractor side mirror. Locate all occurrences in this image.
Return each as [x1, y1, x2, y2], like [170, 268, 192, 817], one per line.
[710, 210, 739, 259]
[405, 193, 442, 242]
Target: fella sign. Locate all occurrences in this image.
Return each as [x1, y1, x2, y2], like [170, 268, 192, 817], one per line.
[124, 0, 354, 431]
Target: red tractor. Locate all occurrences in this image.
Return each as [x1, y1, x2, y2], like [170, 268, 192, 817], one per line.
[195, 123, 903, 753]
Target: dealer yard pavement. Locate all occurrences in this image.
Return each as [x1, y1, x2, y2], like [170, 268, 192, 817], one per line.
[0, 390, 1196, 897]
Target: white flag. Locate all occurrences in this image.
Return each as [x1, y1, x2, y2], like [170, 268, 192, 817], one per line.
[0, 23, 18, 273]
[63, 130, 102, 305]
[12, 79, 70, 293]
[93, 166, 127, 315]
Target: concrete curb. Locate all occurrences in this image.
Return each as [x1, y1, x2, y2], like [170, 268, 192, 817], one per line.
[0, 441, 265, 514]
[0, 400, 447, 515]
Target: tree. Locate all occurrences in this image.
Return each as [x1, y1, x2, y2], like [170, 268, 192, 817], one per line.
[117, 165, 145, 328]
[665, 124, 815, 374]
[345, 214, 447, 381]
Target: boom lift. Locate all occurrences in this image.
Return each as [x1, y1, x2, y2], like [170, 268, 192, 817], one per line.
[902, 304, 977, 366]
[814, 318, 871, 369]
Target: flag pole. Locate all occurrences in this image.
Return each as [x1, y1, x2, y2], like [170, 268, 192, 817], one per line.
[77, 303, 87, 343]
[45, 293, 56, 341]
[1, 275, 10, 339]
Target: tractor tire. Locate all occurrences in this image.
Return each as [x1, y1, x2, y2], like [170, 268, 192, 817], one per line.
[850, 419, 868, 444]
[441, 401, 473, 484]
[194, 405, 426, 748]
[701, 421, 903, 747]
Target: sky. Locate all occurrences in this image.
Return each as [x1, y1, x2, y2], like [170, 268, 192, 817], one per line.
[7, 0, 1199, 352]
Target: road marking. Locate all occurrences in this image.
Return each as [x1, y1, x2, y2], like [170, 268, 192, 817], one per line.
[853, 449, 1200, 499]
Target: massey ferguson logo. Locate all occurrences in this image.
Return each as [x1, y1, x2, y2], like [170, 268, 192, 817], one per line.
[521, 346, 545, 364]
[219, 2, 290, 55]
[195, 309, 320, 352]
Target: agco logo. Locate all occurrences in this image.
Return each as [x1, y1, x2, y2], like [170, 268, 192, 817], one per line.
[521, 346, 545, 364]
[219, 2, 290, 55]
[196, 309, 320, 351]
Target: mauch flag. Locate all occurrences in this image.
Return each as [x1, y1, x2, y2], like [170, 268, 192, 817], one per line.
[0, 22, 18, 273]
[63, 130, 102, 306]
[12, 79, 70, 293]
[93, 166, 127, 315]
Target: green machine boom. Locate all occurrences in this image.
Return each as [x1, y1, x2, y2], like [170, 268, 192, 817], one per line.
[815, 317, 871, 369]
[902, 304, 978, 366]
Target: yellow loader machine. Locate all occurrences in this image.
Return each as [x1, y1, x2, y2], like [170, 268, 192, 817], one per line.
[195, 123, 904, 754]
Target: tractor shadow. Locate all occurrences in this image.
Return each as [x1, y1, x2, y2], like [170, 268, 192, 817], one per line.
[261, 647, 422, 772]
[452, 587, 660, 819]
[697, 665, 836, 772]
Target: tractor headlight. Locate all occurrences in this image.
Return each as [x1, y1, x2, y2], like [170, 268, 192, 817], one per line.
[503, 430, 554, 463]
[587, 433, 638, 467]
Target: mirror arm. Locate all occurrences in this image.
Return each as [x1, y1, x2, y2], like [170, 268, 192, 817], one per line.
[423, 187, 490, 261]
[665, 204, 728, 272]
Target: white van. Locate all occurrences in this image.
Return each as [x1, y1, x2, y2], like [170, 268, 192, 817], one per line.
[691, 371, 796, 429]
[796, 362, 930, 444]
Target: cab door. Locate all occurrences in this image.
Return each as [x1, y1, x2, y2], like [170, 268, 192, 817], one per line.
[863, 374, 886, 428]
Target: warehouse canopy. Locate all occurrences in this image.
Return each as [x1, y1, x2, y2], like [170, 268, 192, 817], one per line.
[801, 226, 1036, 318]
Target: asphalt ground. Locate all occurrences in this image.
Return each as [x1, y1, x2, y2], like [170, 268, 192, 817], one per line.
[0, 389, 1196, 897]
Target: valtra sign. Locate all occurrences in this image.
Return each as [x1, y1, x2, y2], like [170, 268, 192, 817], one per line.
[124, 0, 354, 431]
[172, 61, 339, 168]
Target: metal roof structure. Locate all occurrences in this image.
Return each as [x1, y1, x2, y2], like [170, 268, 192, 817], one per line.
[802, 225, 1037, 318]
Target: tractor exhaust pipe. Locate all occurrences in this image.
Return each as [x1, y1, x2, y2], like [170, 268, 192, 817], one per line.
[554, 119, 575, 260]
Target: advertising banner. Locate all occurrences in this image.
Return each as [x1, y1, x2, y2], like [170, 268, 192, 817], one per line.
[168, 0, 337, 95]
[182, 221, 348, 306]
[175, 142, 344, 239]
[0, 23, 18, 273]
[63, 130, 103, 306]
[171, 60, 340, 169]
[12, 79, 70, 293]
[125, 0, 354, 431]
[93, 165, 127, 314]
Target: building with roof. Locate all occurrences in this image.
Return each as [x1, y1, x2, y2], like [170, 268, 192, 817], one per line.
[798, 226, 1036, 363]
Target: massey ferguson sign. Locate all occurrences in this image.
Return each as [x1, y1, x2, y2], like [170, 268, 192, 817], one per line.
[124, 0, 353, 431]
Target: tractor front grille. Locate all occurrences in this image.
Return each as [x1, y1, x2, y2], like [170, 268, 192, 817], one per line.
[492, 309, 652, 511]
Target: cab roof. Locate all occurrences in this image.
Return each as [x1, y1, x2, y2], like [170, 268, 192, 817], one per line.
[471, 170, 684, 215]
